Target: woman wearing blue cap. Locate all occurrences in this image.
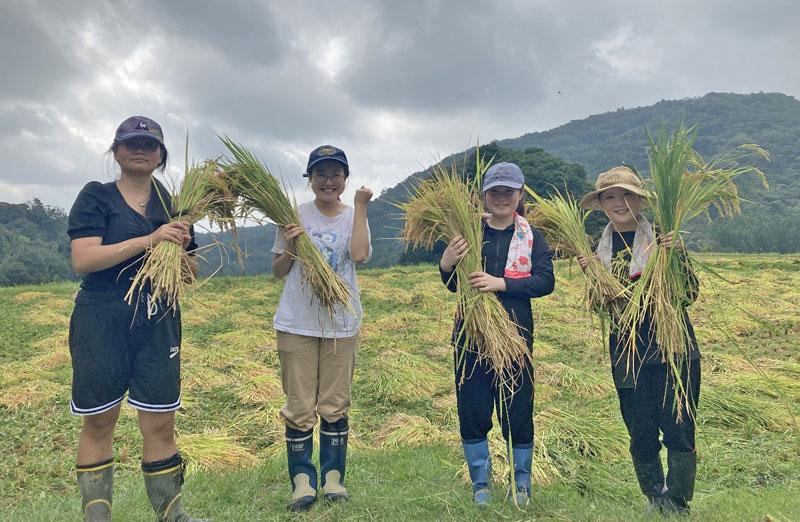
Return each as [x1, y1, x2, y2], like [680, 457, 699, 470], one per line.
[68, 116, 207, 521]
[271, 145, 373, 511]
[439, 162, 555, 507]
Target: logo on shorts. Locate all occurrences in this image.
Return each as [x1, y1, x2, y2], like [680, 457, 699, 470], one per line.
[169, 346, 180, 359]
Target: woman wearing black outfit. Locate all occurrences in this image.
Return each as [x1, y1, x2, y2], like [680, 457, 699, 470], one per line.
[578, 166, 700, 516]
[68, 116, 206, 521]
[439, 162, 554, 507]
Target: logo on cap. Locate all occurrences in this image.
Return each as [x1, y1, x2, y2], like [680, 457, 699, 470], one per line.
[138, 121, 148, 129]
[316, 146, 336, 156]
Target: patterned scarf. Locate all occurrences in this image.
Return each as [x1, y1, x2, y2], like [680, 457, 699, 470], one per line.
[503, 213, 535, 279]
[596, 214, 655, 279]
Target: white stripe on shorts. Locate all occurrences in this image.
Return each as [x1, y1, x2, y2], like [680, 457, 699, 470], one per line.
[70, 394, 126, 416]
[127, 395, 182, 412]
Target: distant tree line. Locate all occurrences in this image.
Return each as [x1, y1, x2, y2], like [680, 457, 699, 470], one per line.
[0, 200, 75, 286]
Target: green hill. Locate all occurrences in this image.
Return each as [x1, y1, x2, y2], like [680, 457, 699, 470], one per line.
[3, 92, 799, 286]
[0, 199, 73, 286]
[499, 92, 800, 252]
[2, 255, 799, 520]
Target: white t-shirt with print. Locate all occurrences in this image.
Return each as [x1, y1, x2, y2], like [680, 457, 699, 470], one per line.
[271, 201, 371, 338]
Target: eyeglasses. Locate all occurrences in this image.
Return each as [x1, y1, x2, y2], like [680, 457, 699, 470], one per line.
[119, 137, 161, 153]
[311, 172, 345, 183]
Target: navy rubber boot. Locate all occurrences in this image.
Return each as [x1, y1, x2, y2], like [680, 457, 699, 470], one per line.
[320, 418, 349, 502]
[286, 427, 317, 512]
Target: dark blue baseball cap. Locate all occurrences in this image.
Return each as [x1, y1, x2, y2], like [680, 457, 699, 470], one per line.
[483, 162, 525, 192]
[305, 145, 349, 176]
[114, 116, 165, 146]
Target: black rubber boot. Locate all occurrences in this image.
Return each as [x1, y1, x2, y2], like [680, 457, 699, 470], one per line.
[320, 418, 349, 502]
[661, 450, 696, 516]
[286, 427, 317, 512]
[631, 454, 666, 512]
[142, 453, 209, 521]
[77, 458, 113, 522]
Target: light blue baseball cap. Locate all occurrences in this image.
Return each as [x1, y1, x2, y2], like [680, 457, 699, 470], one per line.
[482, 162, 525, 192]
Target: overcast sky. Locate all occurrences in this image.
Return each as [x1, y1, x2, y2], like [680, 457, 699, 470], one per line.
[1, 0, 798, 213]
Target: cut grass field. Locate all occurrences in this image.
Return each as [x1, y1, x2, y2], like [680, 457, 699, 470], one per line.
[1, 254, 799, 521]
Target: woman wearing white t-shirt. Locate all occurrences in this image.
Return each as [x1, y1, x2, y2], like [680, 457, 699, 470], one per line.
[271, 145, 372, 512]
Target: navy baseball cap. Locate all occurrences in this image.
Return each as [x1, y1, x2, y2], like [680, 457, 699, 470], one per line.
[305, 145, 349, 176]
[114, 116, 165, 146]
[483, 162, 525, 192]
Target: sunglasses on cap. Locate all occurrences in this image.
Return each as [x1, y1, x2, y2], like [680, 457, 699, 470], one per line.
[118, 136, 162, 152]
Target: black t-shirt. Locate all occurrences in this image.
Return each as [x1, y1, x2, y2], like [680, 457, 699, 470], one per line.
[67, 179, 198, 297]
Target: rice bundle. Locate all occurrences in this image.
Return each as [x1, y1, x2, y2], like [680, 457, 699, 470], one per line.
[125, 159, 235, 316]
[397, 149, 530, 393]
[219, 137, 352, 314]
[525, 187, 629, 318]
[619, 124, 768, 420]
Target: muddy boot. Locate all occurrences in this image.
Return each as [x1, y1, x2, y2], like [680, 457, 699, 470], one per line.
[508, 445, 533, 507]
[77, 458, 113, 521]
[661, 450, 696, 516]
[320, 418, 349, 502]
[142, 453, 209, 521]
[286, 427, 317, 512]
[631, 454, 666, 513]
[462, 439, 492, 506]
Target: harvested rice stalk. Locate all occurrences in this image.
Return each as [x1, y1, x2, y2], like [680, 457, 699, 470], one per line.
[397, 148, 529, 393]
[220, 137, 353, 315]
[619, 124, 768, 421]
[525, 187, 629, 318]
[124, 158, 235, 316]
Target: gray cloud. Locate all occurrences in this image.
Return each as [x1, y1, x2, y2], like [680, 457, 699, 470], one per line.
[1, 0, 798, 211]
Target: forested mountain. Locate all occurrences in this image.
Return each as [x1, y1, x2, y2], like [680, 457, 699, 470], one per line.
[499, 92, 800, 252]
[0, 200, 74, 286]
[2, 92, 798, 285]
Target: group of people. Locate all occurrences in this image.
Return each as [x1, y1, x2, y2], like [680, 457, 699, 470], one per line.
[67, 116, 700, 521]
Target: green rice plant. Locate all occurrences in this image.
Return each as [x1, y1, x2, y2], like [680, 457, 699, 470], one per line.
[220, 137, 353, 317]
[355, 349, 449, 404]
[619, 124, 768, 421]
[525, 187, 630, 318]
[700, 385, 790, 431]
[373, 413, 454, 448]
[397, 148, 530, 394]
[176, 430, 258, 474]
[536, 407, 628, 463]
[125, 158, 236, 316]
[536, 362, 613, 398]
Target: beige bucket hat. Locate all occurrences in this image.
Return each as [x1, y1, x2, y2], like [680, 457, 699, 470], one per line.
[578, 166, 652, 210]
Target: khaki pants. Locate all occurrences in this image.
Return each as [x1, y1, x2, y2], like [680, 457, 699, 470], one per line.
[276, 331, 358, 431]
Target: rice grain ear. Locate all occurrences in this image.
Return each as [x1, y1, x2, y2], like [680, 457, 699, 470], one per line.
[618, 124, 769, 422]
[395, 146, 530, 394]
[219, 138, 353, 317]
[524, 187, 630, 319]
[125, 157, 238, 316]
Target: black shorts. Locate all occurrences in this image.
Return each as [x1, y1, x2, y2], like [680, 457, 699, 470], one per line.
[68, 290, 182, 416]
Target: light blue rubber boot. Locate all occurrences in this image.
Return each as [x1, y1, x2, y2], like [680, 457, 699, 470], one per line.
[462, 439, 492, 506]
[509, 445, 533, 507]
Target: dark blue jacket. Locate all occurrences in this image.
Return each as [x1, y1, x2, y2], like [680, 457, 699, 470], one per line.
[439, 221, 555, 348]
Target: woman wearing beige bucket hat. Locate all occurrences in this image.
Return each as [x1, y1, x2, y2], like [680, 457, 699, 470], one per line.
[577, 166, 701, 516]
